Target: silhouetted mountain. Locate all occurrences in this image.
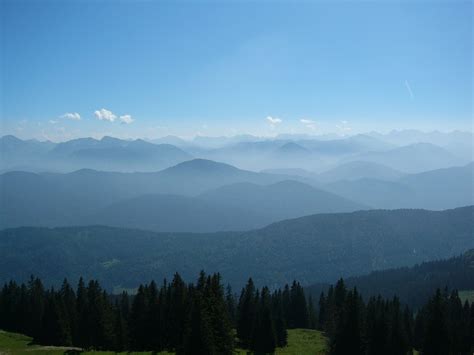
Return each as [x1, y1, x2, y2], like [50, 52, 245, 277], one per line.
[399, 162, 474, 209]
[0, 135, 54, 155]
[0, 160, 336, 230]
[325, 178, 412, 209]
[352, 142, 461, 173]
[1, 207, 472, 289]
[325, 163, 474, 210]
[260, 168, 317, 179]
[192, 134, 261, 148]
[298, 134, 393, 155]
[367, 130, 473, 160]
[317, 161, 404, 182]
[150, 135, 190, 147]
[194, 135, 393, 171]
[199, 180, 365, 220]
[1, 135, 192, 172]
[276, 142, 311, 155]
[0, 135, 55, 172]
[82, 193, 265, 232]
[154, 159, 296, 195]
[56, 137, 192, 171]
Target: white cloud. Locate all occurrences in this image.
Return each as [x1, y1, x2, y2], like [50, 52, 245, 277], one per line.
[94, 108, 117, 122]
[119, 114, 134, 124]
[49, 120, 58, 124]
[60, 112, 81, 120]
[266, 116, 282, 126]
[300, 118, 317, 130]
[336, 120, 352, 135]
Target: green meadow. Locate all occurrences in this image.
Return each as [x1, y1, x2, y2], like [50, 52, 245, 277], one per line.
[0, 329, 327, 355]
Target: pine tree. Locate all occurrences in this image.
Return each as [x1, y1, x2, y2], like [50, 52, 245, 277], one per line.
[40, 290, 71, 346]
[318, 292, 327, 330]
[331, 289, 362, 355]
[272, 290, 288, 347]
[236, 278, 257, 348]
[181, 286, 215, 355]
[207, 273, 234, 354]
[166, 273, 188, 350]
[225, 284, 236, 327]
[75, 277, 89, 348]
[60, 279, 77, 345]
[289, 281, 308, 328]
[422, 289, 449, 355]
[387, 297, 409, 355]
[129, 285, 150, 350]
[26, 276, 45, 340]
[308, 295, 318, 329]
[251, 287, 276, 354]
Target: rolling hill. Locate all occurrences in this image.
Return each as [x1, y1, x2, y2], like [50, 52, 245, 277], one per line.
[307, 248, 474, 309]
[0, 160, 363, 231]
[199, 180, 365, 221]
[81, 193, 267, 232]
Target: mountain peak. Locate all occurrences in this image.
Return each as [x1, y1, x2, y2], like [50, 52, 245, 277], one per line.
[277, 142, 310, 154]
[162, 159, 240, 174]
[1, 134, 22, 143]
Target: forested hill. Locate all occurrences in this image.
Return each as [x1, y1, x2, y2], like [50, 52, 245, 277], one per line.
[0, 206, 472, 290]
[307, 248, 474, 309]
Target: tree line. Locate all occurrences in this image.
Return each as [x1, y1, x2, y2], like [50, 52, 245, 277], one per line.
[318, 279, 474, 355]
[0, 272, 315, 354]
[1, 273, 473, 354]
[307, 250, 474, 310]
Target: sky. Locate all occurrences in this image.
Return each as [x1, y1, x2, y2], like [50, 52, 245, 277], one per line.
[1, 0, 472, 141]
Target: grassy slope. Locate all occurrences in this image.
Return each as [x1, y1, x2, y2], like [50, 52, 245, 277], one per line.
[0, 329, 327, 355]
[277, 329, 327, 355]
[459, 290, 474, 303]
[0, 330, 67, 354]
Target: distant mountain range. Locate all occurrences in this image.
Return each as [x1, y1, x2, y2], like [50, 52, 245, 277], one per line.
[367, 130, 473, 161]
[1, 206, 472, 290]
[349, 142, 462, 173]
[0, 135, 192, 172]
[2, 132, 471, 173]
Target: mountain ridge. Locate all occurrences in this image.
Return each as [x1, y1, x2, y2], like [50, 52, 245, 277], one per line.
[1, 206, 472, 289]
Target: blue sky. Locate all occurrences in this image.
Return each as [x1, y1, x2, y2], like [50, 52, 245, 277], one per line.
[1, 0, 472, 141]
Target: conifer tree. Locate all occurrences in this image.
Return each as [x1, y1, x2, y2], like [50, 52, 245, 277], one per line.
[251, 286, 276, 354]
[236, 278, 257, 348]
[75, 277, 89, 348]
[308, 295, 318, 329]
[330, 289, 362, 355]
[422, 289, 449, 355]
[318, 292, 327, 330]
[225, 284, 236, 327]
[272, 289, 288, 347]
